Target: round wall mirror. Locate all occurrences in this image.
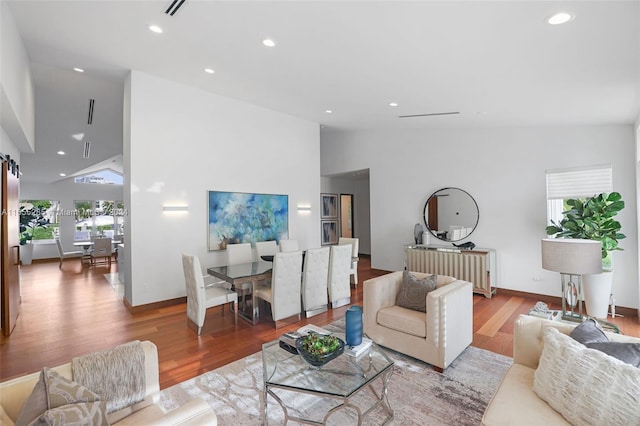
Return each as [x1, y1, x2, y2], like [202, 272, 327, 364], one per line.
[423, 187, 479, 242]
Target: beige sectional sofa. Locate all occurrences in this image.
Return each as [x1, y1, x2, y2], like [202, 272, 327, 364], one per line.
[363, 271, 473, 371]
[0, 340, 216, 425]
[482, 314, 640, 426]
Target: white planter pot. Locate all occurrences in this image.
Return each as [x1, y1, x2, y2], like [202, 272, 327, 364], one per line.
[20, 243, 34, 265]
[582, 271, 613, 319]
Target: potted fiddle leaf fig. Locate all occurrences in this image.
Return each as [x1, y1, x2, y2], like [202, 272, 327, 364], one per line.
[545, 192, 625, 318]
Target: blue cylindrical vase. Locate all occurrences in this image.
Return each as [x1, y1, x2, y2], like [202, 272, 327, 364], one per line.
[345, 306, 363, 347]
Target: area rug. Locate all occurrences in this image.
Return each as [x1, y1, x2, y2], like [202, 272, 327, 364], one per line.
[160, 325, 512, 425]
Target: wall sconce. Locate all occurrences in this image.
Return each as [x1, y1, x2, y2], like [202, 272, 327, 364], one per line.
[162, 205, 189, 212]
[297, 205, 311, 212]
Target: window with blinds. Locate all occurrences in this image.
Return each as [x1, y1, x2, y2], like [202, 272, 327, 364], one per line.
[546, 164, 612, 224]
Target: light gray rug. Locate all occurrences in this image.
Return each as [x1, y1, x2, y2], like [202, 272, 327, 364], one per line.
[160, 328, 512, 425]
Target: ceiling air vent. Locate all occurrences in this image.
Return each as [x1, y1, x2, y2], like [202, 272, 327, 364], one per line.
[398, 112, 460, 119]
[83, 141, 91, 159]
[165, 0, 187, 16]
[87, 99, 95, 124]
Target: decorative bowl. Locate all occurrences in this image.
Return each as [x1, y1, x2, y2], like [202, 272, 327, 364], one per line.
[295, 333, 345, 367]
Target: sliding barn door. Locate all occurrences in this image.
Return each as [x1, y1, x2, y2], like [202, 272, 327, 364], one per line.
[1, 161, 20, 336]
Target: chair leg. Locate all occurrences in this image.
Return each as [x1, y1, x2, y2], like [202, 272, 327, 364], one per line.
[59, 259, 63, 269]
[233, 300, 238, 324]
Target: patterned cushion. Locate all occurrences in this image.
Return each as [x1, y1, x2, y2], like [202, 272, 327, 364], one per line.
[39, 402, 108, 426]
[15, 368, 106, 426]
[534, 328, 640, 425]
[396, 271, 437, 313]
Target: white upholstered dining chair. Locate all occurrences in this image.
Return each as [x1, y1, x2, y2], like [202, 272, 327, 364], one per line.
[279, 239, 299, 252]
[254, 250, 303, 329]
[90, 237, 113, 267]
[182, 253, 238, 335]
[338, 237, 359, 286]
[301, 246, 330, 318]
[328, 244, 352, 308]
[255, 240, 278, 259]
[226, 243, 253, 311]
[55, 238, 84, 269]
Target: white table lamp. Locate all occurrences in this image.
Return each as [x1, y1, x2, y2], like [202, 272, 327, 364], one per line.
[541, 238, 602, 322]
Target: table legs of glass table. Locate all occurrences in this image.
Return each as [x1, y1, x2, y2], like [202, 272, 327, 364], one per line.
[262, 368, 394, 425]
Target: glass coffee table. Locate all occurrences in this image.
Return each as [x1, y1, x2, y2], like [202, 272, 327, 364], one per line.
[262, 333, 394, 425]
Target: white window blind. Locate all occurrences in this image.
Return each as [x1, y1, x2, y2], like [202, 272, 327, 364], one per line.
[546, 164, 612, 200]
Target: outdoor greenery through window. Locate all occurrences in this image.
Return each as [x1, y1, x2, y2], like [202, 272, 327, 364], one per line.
[74, 200, 125, 240]
[545, 164, 612, 226]
[19, 200, 60, 243]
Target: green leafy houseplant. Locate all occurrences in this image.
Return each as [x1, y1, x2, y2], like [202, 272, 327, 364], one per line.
[19, 204, 50, 245]
[545, 192, 625, 270]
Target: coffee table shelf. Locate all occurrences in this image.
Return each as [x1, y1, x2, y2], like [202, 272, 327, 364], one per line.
[262, 332, 394, 425]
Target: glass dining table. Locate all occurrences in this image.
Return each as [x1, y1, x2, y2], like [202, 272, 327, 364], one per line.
[206, 261, 273, 325]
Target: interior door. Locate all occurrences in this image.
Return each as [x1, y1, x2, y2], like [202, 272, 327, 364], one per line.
[340, 194, 354, 238]
[2, 161, 20, 336]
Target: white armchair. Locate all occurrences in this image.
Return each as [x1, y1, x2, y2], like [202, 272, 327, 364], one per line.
[363, 271, 473, 371]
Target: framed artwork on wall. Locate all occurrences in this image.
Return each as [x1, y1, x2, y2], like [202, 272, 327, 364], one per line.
[208, 191, 289, 251]
[321, 220, 338, 245]
[321, 193, 338, 219]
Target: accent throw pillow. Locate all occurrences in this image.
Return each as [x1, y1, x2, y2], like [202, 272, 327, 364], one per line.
[14, 368, 107, 426]
[39, 401, 109, 426]
[569, 318, 609, 344]
[534, 328, 640, 426]
[396, 271, 437, 313]
[586, 342, 640, 368]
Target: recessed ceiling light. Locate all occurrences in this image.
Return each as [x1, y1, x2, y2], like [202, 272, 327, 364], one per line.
[57, 151, 65, 155]
[73, 67, 84, 73]
[204, 68, 215, 74]
[149, 25, 163, 34]
[325, 110, 333, 114]
[262, 38, 276, 47]
[59, 173, 66, 177]
[389, 102, 398, 107]
[547, 12, 574, 25]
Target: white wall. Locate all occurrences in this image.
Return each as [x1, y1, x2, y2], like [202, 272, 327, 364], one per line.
[20, 180, 123, 259]
[0, 2, 35, 154]
[321, 125, 639, 309]
[320, 175, 371, 254]
[126, 71, 320, 306]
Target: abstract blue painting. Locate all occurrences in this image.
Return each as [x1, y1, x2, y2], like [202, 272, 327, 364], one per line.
[208, 191, 289, 251]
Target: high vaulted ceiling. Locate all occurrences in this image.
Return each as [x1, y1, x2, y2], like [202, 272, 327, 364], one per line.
[5, 1, 640, 184]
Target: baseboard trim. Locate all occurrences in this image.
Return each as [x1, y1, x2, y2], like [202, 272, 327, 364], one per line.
[123, 296, 186, 314]
[495, 288, 638, 318]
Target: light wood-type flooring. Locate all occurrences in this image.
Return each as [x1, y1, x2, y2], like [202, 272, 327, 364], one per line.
[2, 256, 639, 389]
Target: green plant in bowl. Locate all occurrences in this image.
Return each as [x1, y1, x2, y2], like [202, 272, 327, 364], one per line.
[295, 332, 345, 367]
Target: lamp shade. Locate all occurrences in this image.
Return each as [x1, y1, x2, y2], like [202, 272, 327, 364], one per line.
[541, 239, 603, 275]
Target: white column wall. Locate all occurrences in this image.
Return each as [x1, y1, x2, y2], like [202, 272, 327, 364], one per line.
[126, 71, 320, 306]
[321, 125, 639, 309]
[0, 2, 35, 154]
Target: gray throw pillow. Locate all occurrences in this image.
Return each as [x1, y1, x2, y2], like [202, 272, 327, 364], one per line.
[569, 318, 609, 344]
[586, 342, 640, 368]
[396, 271, 437, 313]
[15, 370, 48, 426]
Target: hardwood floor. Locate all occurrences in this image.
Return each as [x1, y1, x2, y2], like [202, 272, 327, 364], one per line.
[2, 256, 639, 389]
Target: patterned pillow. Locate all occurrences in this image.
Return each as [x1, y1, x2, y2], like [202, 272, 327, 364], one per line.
[534, 328, 640, 425]
[40, 401, 108, 426]
[396, 271, 437, 312]
[14, 368, 107, 426]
